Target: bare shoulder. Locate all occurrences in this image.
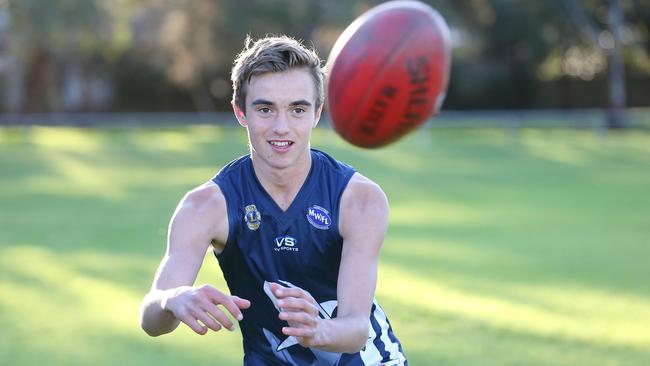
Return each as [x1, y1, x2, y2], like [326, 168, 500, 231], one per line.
[171, 180, 229, 249]
[341, 173, 388, 211]
[180, 180, 227, 214]
[339, 173, 389, 237]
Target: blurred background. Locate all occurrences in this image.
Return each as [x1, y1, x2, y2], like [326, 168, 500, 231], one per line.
[0, 0, 649, 126]
[1, 1, 650, 366]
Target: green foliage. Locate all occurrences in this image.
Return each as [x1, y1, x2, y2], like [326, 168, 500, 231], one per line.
[1, 125, 649, 365]
[4, 0, 650, 112]
[8, 0, 123, 57]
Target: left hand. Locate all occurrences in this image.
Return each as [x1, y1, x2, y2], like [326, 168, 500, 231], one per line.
[270, 283, 326, 348]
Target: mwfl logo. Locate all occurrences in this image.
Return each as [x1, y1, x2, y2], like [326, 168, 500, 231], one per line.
[307, 205, 331, 230]
[274, 236, 299, 252]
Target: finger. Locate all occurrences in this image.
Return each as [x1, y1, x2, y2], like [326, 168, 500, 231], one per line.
[178, 313, 208, 335]
[192, 309, 223, 332]
[203, 287, 246, 321]
[282, 325, 316, 339]
[271, 284, 299, 299]
[277, 298, 318, 315]
[201, 301, 236, 331]
[273, 285, 316, 303]
[269, 282, 287, 294]
[232, 296, 251, 309]
[279, 311, 318, 327]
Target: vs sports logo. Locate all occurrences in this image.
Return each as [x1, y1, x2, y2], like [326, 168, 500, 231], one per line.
[274, 236, 298, 252]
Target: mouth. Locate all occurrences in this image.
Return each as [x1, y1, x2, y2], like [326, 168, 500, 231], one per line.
[268, 140, 294, 152]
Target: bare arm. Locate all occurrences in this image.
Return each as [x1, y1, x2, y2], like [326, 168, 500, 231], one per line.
[272, 173, 388, 353]
[140, 181, 250, 336]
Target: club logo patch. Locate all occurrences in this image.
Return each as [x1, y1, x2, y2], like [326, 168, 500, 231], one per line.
[306, 205, 332, 230]
[244, 204, 261, 230]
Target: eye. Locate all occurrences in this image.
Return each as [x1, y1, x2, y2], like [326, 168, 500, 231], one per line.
[257, 107, 271, 114]
[292, 107, 306, 114]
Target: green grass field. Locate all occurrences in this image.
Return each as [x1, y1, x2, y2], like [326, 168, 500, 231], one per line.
[1, 125, 649, 365]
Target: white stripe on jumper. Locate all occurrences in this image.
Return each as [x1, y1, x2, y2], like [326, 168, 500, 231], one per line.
[374, 302, 406, 364]
[359, 301, 382, 365]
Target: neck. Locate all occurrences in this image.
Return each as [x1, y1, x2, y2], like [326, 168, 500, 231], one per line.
[251, 149, 312, 211]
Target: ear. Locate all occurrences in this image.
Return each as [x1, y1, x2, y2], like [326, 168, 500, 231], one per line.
[232, 102, 248, 127]
[313, 104, 324, 128]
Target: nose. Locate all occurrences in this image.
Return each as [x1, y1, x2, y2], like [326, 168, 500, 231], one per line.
[272, 111, 290, 136]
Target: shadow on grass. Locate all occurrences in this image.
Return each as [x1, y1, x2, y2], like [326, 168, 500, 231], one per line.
[384, 220, 650, 297]
[385, 301, 650, 366]
[3, 243, 647, 366]
[1, 319, 243, 366]
[0, 244, 240, 366]
[2, 126, 649, 366]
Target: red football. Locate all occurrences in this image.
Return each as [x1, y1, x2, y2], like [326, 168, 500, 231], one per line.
[326, 0, 452, 148]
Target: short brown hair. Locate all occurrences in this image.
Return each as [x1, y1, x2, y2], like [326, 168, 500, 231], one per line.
[231, 35, 325, 114]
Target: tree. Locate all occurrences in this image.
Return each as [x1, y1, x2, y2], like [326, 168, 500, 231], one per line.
[565, 0, 628, 128]
[124, 0, 329, 111]
[3, 0, 134, 112]
[437, 0, 649, 121]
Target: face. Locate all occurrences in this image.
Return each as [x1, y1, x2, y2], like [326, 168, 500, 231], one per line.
[233, 67, 322, 172]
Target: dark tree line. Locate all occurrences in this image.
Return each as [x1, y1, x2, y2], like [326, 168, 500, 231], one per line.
[1, 0, 649, 127]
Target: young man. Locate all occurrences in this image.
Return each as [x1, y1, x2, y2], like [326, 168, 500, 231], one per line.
[140, 36, 407, 366]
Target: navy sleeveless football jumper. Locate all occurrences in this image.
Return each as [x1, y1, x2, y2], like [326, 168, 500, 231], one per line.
[212, 149, 407, 366]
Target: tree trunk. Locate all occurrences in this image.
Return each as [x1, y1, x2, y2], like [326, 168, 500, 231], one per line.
[564, 0, 627, 129]
[606, 0, 626, 129]
[4, 54, 25, 113]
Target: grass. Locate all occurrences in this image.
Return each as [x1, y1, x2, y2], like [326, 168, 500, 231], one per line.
[1, 125, 649, 365]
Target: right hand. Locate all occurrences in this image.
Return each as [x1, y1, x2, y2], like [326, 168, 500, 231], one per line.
[161, 284, 251, 335]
